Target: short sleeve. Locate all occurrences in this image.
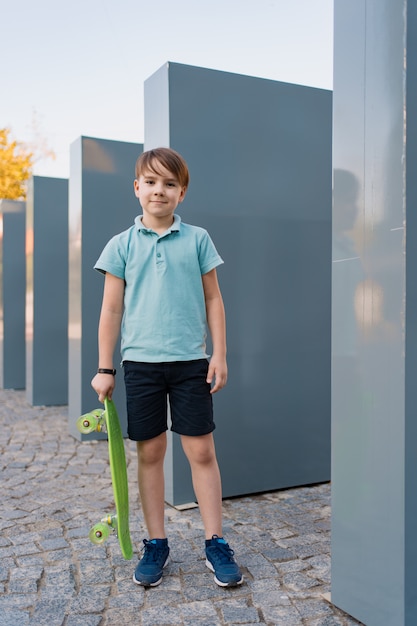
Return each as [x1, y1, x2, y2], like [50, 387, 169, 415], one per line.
[198, 230, 224, 275]
[94, 234, 128, 279]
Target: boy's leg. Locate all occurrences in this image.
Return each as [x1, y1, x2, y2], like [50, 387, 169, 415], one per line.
[124, 361, 170, 586]
[169, 361, 242, 586]
[180, 433, 222, 538]
[136, 432, 167, 539]
[133, 432, 170, 587]
[181, 432, 243, 587]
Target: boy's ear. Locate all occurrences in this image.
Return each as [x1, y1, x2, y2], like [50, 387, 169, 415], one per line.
[133, 179, 140, 197]
[178, 186, 187, 203]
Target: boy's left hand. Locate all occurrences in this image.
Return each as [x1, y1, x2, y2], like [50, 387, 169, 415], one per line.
[206, 356, 228, 394]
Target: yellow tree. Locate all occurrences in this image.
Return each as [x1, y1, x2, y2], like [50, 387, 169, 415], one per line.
[0, 128, 33, 200]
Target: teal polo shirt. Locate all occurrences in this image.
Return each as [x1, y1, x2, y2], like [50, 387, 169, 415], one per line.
[94, 214, 224, 363]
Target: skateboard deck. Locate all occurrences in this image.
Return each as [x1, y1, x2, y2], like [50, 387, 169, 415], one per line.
[76, 398, 133, 560]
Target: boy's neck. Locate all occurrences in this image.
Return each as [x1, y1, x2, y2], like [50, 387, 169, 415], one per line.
[141, 214, 175, 235]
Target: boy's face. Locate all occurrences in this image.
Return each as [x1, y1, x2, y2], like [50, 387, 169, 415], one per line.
[134, 163, 186, 223]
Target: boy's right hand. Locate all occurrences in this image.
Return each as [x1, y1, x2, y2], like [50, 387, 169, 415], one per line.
[91, 373, 116, 404]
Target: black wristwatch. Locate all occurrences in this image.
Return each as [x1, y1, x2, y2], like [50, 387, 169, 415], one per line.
[97, 368, 116, 376]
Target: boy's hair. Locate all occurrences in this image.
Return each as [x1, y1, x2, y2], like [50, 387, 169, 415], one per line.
[135, 147, 190, 189]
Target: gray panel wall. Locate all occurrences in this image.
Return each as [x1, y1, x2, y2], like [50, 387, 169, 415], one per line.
[26, 176, 68, 405]
[405, 6, 417, 623]
[0, 200, 26, 389]
[145, 62, 332, 506]
[332, 2, 417, 624]
[68, 137, 143, 440]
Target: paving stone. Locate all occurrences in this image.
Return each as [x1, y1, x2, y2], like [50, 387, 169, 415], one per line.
[245, 560, 279, 576]
[305, 554, 331, 569]
[251, 589, 290, 608]
[220, 603, 260, 623]
[67, 586, 111, 613]
[291, 544, 329, 559]
[0, 538, 12, 548]
[10, 543, 42, 557]
[141, 605, 184, 625]
[261, 605, 304, 625]
[30, 598, 69, 626]
[179, 600, 218, 620]
[66, 616, 103, 626]
[278, 560, 309, 574]
[0, 568, 9, 583]
[79, 562, 115, 585]
[41, 568, 76, 597]
[11, 532, 42, 546]
[1, 509, 30, 520]
[108, 592, 146, 609]
[0, 520, 16, 532]
[0, 609, 30, 626]
[8, 462, 30, 469]
[182, 574, 225, 601]
[308, 615, 345, 626]
[45, 549, 74, 565]
[243, 552, 273, 566]
[8, 567, 43, 594]
[262, 546, 296, 562]
[0, 593, 38, 610]
[66, 526, 92, 539]
[182, 621, 224, 626]
[282, 571, 322, 591]
[345, 618, 366, 625]
[104, 608, 140, 625]
[16, 556, 45, 568]
[295, 599, 334, 620]
[0, 389, 365, 626]
[143, 589, 184, 607]
[39, 529, 68, 542]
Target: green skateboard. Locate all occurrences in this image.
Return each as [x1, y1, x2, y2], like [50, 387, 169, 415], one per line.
[76, 398, 133, 560]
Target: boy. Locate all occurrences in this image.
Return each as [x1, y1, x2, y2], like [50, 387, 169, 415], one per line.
[91, 147, 243, 588]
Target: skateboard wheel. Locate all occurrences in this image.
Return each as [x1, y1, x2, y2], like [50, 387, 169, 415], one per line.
[76, 410, 103, 434]
[89, 522, 110, 545]
[105, 515, 117, 530]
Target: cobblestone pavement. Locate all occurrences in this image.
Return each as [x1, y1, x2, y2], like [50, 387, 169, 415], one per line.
[0, 389, 364, 626]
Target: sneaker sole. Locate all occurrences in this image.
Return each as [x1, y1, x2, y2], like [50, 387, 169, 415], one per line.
[132, 572, 163, 587]
[133, 555, 170, 587]
[205, 558, 244, 587]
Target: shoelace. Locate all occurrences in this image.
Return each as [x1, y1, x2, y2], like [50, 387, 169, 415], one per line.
[141, 539, 166, 563]
[208, 541, 235, 564]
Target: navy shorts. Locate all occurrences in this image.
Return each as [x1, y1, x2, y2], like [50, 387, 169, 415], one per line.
[123, 359, 215, 441]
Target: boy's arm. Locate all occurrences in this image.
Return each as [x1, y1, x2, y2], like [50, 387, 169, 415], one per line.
[91, 272, 125, 403]
[202, 268, 227, 394]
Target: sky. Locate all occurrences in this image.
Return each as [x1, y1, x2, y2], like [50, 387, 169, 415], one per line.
[2, 0, 333, 179]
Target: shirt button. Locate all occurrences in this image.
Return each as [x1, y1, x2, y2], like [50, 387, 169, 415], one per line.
[156, 253, 161, 258]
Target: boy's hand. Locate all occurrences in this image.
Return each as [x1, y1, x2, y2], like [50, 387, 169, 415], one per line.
[206, 356, 228, 394]
[91, 373, 116, 403]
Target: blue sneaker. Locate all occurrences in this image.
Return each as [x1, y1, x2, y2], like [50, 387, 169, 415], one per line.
[205, 535, 243, 587]
[133, 538, 170, 587]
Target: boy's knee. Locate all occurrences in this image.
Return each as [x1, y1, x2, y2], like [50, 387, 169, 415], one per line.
[193, 448, 216, 465]
[181, 436, 216, 465]
[137, 434, 166, 464]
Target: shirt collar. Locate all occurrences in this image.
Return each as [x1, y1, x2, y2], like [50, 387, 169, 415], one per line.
[135, 214, 181, 233]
